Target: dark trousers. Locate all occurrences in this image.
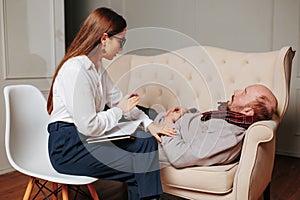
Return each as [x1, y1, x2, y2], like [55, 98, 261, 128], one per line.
[48, 122, 162, 200]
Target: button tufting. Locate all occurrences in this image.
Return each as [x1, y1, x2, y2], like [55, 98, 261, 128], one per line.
[256, 77, 261, 82]
[154, 72, 158, 79]
[206, 75, 212, 82]
[158, 89, 163, 96]
[138, 72, 143, 79]
[169, 73, 174, 80]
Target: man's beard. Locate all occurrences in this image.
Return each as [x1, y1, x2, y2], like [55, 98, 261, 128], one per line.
[217, 101, 229, 111]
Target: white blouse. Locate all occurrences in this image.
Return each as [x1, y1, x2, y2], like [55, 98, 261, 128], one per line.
[49, 55, 152, 137]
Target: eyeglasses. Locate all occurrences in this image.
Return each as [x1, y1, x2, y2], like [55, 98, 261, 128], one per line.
[111, 35, 126, 48]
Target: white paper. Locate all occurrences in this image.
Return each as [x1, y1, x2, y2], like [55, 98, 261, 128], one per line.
[86, 120, 142, 142]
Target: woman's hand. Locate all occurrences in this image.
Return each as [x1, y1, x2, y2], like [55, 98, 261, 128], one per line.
[147, 123, 176, 143]
[117, 94, 140, 114]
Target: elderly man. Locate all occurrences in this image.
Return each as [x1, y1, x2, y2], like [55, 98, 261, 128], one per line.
[154, 84, 278, 168]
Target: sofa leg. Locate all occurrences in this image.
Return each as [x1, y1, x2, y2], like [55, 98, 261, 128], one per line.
[263, 182, 270, 200]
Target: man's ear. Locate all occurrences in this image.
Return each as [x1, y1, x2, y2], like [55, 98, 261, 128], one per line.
[240, 107, 254, 116]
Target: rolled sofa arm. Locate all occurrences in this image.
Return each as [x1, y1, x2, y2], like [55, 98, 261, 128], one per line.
[233, 120, 277, 200]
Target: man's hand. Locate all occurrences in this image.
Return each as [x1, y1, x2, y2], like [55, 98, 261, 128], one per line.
[164, 107, 189, 123]
[147, 123, 176, 143]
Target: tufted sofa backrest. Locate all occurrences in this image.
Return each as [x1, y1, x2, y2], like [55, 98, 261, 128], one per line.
[105, 45, 293, 120]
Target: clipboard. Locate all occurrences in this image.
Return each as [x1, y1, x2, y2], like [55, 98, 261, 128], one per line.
[86, 120, 142, 143]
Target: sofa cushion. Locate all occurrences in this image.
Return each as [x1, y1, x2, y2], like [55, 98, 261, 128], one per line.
[160, 162, 238, 194]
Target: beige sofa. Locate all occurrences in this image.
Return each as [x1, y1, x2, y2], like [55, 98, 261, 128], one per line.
[105, 45, 295, 200]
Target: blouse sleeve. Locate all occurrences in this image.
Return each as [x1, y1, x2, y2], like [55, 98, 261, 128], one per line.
[124, 107, 153, 129]
[103, 70, 123, 107]
[61, 60, 122, 137]
[102, 69, 153, 129]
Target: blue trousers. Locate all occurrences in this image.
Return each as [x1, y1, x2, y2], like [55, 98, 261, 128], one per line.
[48, 122, 162, 200]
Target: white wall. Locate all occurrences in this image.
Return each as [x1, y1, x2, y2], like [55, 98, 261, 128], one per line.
[0, 0, 65, 174]
[1, 0, 299, 174]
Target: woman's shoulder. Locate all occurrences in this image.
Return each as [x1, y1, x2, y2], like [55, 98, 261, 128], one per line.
[58, 56, 90, 77]
[64, 55, 91, 68]
[60, 56, 94, 74]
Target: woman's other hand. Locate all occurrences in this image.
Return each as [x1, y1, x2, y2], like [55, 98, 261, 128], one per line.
[147, 123, 176, 143]
[117, 94, 140, 114]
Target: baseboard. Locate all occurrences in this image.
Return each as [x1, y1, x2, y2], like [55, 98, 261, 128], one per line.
[0, 167, 15, 175]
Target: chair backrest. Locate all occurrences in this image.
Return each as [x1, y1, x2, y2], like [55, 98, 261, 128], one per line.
[106, 46, 294, 120]
[4, 85, 51, 173]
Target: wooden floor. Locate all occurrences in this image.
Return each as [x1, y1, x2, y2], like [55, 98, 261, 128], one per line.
[0, 155, 299, 200]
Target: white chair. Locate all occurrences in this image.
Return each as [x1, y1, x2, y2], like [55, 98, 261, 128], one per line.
[4, 84, 99, 200]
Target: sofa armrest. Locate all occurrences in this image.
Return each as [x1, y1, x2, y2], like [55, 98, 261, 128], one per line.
[233, 120, 277, 199]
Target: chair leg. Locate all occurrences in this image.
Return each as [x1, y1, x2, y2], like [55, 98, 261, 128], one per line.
[52, 183, 58, 200]
[263, 182, 271, 200]
[62, 184, 69, 200]
[87, 183, 100, 200]
[23, 177, 35, 200]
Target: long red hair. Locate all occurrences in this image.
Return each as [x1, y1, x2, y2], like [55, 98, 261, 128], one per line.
[47, 7, 126, 114]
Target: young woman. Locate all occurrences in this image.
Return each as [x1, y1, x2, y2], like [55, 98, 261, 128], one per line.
[47, 7, 175, 200]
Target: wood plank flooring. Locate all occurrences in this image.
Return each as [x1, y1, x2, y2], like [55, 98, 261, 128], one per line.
[0, 155, 299, 200]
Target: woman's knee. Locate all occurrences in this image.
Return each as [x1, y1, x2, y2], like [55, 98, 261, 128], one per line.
[135, 131, 158, 152]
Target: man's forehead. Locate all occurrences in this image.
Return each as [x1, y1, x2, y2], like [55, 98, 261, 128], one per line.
[245, 85, 261, 97]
